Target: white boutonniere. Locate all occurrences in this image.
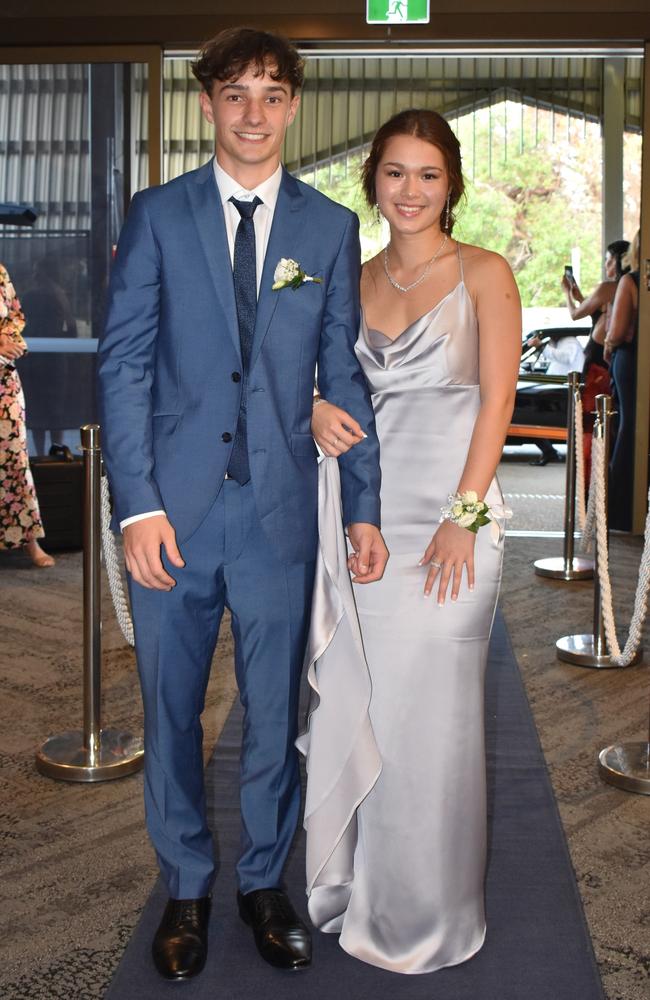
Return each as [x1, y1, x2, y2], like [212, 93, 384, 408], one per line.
[272, 258, 322, 291]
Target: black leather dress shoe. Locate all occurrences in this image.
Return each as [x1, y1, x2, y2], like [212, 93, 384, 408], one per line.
[237, 888, 311, 970]
[152, 896, 211, 980]
[529, 449, 565, 466]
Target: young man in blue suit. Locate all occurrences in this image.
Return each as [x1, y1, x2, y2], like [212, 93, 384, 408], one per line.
[98, 28, 387, 981]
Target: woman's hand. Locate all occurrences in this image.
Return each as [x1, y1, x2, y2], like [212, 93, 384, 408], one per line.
[311, 400, 366, 457]
[420, 519, 476, 605]
[0, 333, 24, 360]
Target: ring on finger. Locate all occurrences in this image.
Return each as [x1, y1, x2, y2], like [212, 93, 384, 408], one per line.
[430, 559, 443, 568]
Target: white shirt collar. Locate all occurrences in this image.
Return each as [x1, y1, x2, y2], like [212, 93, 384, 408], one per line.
[213, 157, 283, 211]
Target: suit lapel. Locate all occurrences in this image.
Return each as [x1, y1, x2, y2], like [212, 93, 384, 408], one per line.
[186, 161, 240, 361]
[250, 168, 306, 371]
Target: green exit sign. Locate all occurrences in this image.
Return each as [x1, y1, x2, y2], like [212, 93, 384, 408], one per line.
[366, 0, 430, 23]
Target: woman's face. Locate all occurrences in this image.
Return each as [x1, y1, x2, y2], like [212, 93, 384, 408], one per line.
[375, 134, 449, 238]
[604, 251, 617, 280]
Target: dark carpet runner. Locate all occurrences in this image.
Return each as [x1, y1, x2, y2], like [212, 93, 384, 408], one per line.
[105, 612, 604, 1000]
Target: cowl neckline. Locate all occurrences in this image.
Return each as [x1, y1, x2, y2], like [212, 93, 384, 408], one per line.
[362, 279, 466, 348]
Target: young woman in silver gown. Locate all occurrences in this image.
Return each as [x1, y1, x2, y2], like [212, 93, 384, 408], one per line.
[300, 110, 521, 974]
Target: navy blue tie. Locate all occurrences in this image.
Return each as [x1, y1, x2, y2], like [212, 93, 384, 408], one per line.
[227, 195, 262, 485]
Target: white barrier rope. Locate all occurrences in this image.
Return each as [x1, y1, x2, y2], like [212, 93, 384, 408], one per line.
[505, 492, 565, 501]
[573, 383, 587, 532]
[587, 429, 650, 666]
[100, 475, 135, 648]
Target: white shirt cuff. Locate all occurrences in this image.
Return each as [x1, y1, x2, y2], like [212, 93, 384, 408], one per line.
[119, 510, 166, 531]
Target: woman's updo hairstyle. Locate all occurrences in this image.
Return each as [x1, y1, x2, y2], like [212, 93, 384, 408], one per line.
[361, 108, 465, 235]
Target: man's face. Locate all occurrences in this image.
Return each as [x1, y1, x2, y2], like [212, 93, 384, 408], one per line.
[199, 63, 300, 181]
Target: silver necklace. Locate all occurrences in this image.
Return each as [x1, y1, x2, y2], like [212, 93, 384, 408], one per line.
[383, 234, 449, 293]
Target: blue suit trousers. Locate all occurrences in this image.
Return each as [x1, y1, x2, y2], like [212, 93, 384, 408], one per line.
[128, 480, 315, 899]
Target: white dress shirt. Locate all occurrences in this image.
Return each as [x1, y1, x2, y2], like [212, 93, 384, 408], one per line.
[120, 158, 283, 531]
[542, 336, 585, 376]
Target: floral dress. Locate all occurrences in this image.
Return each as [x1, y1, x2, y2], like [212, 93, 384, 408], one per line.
[0, 263, 45, 548]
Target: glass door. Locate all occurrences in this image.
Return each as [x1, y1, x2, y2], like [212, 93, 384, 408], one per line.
[0, 46, 162, 454]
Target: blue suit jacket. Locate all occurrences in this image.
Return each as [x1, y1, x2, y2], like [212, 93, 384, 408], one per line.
[98, 162, 381, 564]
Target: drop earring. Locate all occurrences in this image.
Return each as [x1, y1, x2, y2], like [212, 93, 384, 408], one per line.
[375, 202, 382, 226]
[444, 192, 451, 232]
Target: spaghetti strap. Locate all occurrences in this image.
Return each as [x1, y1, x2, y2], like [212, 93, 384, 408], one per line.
[457, 241, 465, 282]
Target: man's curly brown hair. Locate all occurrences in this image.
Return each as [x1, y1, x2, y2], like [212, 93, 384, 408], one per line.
[191, 27, 304, 97]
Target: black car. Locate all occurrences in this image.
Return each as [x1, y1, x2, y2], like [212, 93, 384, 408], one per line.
[506, 327, 587, 446]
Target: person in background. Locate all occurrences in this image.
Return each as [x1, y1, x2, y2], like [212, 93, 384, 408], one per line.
[524, 329, 585, 465]
[577, 240, 629, 487]
[604, 230, 640, 531]
[0, 263, 54, 566]
[21, 256, 78, 455]
[562, 240, 630, 342]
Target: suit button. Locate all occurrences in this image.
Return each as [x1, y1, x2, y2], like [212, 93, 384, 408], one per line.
[222, 432, 232, 443]
[231, 371, 241, 383]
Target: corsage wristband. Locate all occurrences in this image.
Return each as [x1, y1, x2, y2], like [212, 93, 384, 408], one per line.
[440, 491, 493, 534]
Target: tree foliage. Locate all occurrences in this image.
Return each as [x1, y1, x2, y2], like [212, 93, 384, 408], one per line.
[310, 102, 628, 309]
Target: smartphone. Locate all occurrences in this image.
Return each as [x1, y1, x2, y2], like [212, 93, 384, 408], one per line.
[564, 264, 574, 284]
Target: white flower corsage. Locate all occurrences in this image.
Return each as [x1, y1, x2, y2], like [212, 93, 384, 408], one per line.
[440, 490, 512, 541]
[272, 257, 322, 291]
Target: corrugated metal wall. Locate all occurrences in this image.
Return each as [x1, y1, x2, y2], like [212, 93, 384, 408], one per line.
[0, 64, 90, 229]
[163, 54, 643, 182]
[0, 54, 643, 215]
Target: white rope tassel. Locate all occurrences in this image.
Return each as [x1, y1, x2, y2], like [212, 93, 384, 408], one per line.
[590, 432, 650, 666]
[100, 475, 135, 647]
[574, 384, 587, 532]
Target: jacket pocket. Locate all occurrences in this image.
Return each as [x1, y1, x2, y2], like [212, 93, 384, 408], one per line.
[290, 432, 318, 458]
[152, 413, 180, 435]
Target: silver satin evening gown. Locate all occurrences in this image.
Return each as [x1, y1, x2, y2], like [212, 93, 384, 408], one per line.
[298, 245, 506, 974]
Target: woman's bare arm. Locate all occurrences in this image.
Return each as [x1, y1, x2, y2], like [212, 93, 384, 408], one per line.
[604, 274, 638, 358]
[457, 251, 522, 498]
[565, 280, 613, 322]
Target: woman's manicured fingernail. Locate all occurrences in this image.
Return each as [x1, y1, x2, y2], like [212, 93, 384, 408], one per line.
[469, 584, 474, 591]
[437, 600, 444, 607]
[424, 590, 431, 597]
[452, 595, 457, 602]
[418, 559, 425, 566]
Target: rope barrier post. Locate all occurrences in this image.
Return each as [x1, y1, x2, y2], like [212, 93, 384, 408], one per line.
[556, 395, 640, 669]
[534, 371, 594, 581]
[598, 740, 650, 795]
[35, 425, 144, 782]
[599, 663, 650, 793]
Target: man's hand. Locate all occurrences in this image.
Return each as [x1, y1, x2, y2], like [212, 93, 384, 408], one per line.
[346, 523, 389, 584]
[123, 514, 185, 590]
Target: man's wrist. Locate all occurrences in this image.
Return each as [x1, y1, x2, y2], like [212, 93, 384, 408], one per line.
[120, 510, 166, 531]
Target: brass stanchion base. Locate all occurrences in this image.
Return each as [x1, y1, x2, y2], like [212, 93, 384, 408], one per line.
[35, 729, 144, 782]
[556, 633, 642, 668]
[599, 742, 650, 795]
[534, 556, 594, 580]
